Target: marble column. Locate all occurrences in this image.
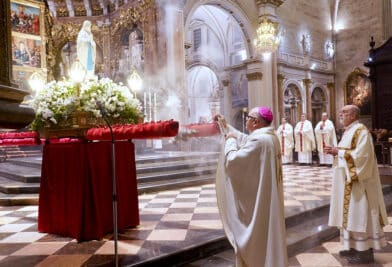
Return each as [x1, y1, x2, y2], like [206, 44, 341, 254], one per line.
[303, 78, 312, 119]
[327, 82, 336, 122]
[0, 0, 34, 128]
[255, 0, 283, 126]
[245, 59, 264, 110]
[277, 73, 285, 120]
[163, 1, 186, 123]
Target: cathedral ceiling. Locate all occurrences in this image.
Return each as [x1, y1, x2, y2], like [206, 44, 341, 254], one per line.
[45, 0, 136, 17]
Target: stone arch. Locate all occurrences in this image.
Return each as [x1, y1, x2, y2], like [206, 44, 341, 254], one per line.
[183, 0, 255, 57]
[187, 65, 221, 123]
[283, 81, 303, 125]
[311, 86, 328, 126]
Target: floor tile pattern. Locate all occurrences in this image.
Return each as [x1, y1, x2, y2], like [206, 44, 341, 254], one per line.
[0, 164, 377, 267]
[185, 216, 392, 267]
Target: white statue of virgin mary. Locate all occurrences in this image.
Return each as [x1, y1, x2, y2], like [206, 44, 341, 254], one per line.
[77, 20, 96, 78]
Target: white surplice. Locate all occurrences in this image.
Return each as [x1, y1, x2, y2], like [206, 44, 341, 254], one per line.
[328, 121, 388, 251]
[314, 119, 337, 164]
[216, 126, 288, 267]
[276, 123, 294, 164]
[294, 120, 315, 163]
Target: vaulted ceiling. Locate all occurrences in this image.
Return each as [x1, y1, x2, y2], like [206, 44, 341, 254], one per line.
[45, 0, 138, 17]
[45, 0, 340, 30]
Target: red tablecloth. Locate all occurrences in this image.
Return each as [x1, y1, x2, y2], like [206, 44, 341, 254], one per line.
[38, 141, 139, 241]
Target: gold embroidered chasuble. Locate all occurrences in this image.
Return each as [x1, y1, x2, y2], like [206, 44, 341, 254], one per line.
[328, 121, 388, 233]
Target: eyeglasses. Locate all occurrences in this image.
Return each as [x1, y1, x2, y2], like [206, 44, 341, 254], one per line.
[246, 115, 258, 121]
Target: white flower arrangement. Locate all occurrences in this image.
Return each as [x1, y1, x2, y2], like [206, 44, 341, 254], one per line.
[80, 78, 142, 124]
[31, 80, 78, 130]
[30, 78, 143, 131]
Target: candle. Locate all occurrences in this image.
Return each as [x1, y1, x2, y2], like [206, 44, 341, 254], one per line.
[149, 91, 152, 122]
[144, 92, 146, 108]
[154, 93, 157, 121]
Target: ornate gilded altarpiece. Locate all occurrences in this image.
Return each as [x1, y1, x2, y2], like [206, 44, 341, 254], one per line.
[11, 0, 47, 91]
[50, 0, 157, 84]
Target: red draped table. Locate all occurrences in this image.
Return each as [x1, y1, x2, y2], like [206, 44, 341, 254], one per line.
[38, 140, 139, 241]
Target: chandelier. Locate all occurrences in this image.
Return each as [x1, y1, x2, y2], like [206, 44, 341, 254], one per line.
[254, 16, 281, 55]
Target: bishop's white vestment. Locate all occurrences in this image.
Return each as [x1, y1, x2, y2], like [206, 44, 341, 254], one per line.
[294, 120, 315, 164]
[276, 122, 294, 164]
[314, 119, 337, 164]
[328, 121, 388, 251]
[216, 126, 288, 267]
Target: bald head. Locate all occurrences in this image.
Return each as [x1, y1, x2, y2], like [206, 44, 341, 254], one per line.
[347, 105, 360, 119]
[339, 105, 360, 127]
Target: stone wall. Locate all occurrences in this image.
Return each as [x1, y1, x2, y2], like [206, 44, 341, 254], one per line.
[334, 0, 383, 123]
[278, 0, 333, 60]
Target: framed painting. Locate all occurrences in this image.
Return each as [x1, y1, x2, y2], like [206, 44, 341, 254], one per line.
[11, 0, 46, 89]
[12, 35, 41, 68]
[10, 1, 41, 36]
[344, 67, 372, 116]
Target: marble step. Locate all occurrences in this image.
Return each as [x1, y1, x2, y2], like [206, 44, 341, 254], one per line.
[137, 165, 217, 184]
[5, 157, 43, 168]
[0, 192, 39, 206]
[136, 158, 218, 174]
[0, 162, 41, 183]
[0, 145, 42, 159]
[142, 187, 392, 267]
[5, 155, 219, 171]
[138, 174, 214, 194]
[135, 152, 218, 165]
[0, 176, 40, 194]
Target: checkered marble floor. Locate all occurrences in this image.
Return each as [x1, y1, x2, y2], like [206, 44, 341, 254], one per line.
[185, 216, 392, 267]
[0, 164, 378, 266]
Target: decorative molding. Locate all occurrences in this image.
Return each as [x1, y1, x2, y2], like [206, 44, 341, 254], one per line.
[222, 79, 230, 87]
[302, 78, 313, 86]
[45, 6, 56, 81]
[74, 4, 87, 17]
[256, 0, 285, 7]
[278, 51, 333, 73]
[326, 82, 334, 89]
[277, 73, 285, 81]
[56, 6, 69, 17]
[246, 72, 263, 81]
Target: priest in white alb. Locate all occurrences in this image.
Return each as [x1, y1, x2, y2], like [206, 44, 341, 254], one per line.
[325, 105, 388, 264]
[215, 106, 288, 267]
[276, 117, 294, 164]
[294, 113, 315, 164]
[314, 112, 337, 165]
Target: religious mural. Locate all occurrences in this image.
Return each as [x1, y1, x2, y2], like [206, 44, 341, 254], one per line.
[344, 68, 371, 116]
